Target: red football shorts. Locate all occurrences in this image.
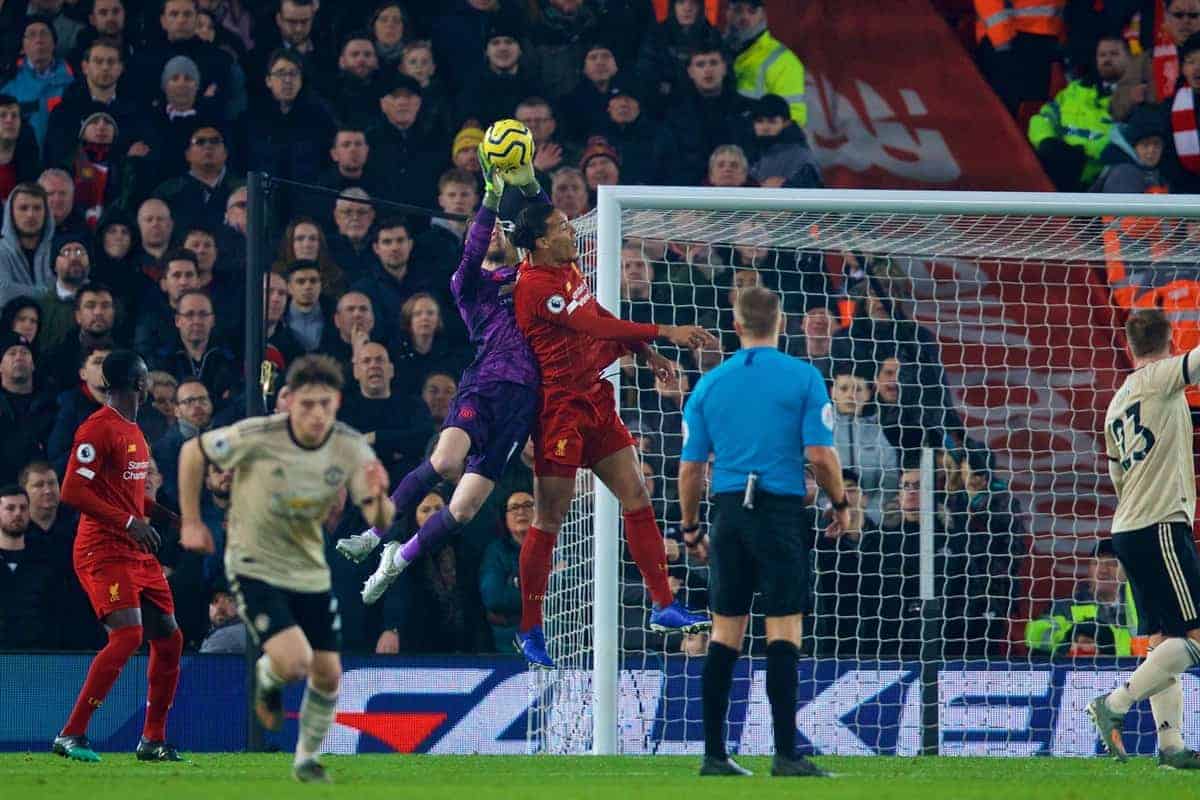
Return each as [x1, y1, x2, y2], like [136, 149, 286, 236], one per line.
[75, 556, 175, 619]
[534, 382, 634, 478]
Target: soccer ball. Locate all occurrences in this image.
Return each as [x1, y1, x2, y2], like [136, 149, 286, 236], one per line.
[482, 119, 535, 171]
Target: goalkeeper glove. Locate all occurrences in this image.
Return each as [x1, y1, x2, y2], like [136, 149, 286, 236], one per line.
[478, 144, 505, 211]
[499, 162, 542, 198]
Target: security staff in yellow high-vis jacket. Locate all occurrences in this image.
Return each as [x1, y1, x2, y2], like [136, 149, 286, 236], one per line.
[726, 0, 807, 127]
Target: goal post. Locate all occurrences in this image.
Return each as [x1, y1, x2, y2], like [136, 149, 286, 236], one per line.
[536, 186, 1200, 758]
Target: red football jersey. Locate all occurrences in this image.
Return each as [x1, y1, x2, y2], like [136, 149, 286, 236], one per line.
[514, 259, 657, 391]
[61, 405, 154, 566]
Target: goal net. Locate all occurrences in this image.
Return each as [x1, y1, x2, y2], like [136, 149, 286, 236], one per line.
[531, 188, 1200, 757]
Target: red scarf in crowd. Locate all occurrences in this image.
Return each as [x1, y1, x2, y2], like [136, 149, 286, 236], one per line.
[73, 144, 111, 229]
[1171, 86, 1200, 174]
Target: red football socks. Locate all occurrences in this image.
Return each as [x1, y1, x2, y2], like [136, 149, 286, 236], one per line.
[624, 505, 675, 608]
[62, 625, 143, 737]
[518, 526, 558, 632]
[143, 628, 183, 741]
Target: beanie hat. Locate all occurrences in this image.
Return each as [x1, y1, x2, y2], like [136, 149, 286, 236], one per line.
[0, 331, 33, 363]
[579, 135, 620, 171]
[1122, 105, 1169, 146]
[161, 55, 200, 90]
[486, 17, 522, 44]
[751, 94, 790, 121]
[79, 110, 118, 140]
[452, 126, 484, 159]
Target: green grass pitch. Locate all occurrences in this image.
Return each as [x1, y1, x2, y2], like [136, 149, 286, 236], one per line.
[3, 753, 1199, 800]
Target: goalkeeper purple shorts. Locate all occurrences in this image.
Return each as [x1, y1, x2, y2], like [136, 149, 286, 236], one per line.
[443, 379, 537, 481]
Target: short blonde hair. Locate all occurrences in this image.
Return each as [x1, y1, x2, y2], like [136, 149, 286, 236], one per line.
[734, 286, 781, 337]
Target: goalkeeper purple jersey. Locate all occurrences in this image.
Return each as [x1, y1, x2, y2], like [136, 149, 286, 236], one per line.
[450, 203, 539, 389]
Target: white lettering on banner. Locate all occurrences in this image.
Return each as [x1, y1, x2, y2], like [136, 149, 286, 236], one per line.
[619, 670, 665, 754]
[326, 668, 491, 753]
[806, 74, 961, 183]
[939, 670, 1052, 757]
[430, 673, 529, 755]
[1052, 670, 1131, 756]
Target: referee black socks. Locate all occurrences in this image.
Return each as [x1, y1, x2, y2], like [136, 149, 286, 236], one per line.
[702, 641, 739, 759]
[766, 640, 801, 758]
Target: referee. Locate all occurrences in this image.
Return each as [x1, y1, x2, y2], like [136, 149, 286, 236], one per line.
[678, 287, 849, 778]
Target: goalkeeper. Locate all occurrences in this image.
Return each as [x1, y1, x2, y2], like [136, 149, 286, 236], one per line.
[336, 146, 544, 604]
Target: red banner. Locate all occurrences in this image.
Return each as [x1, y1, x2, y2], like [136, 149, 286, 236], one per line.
[773, 0, 1054, 191]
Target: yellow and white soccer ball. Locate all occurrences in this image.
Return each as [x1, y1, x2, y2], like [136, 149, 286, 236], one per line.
[482, 119, 535, 171]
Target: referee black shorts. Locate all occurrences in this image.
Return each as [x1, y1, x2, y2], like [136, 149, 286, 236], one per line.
[707, 491, 812, 618]
[230, 574, 343, 652]
[1111, 522, 1200, 637]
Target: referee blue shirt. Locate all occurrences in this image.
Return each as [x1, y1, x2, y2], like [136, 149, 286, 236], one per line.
[681, 346, 834, 496]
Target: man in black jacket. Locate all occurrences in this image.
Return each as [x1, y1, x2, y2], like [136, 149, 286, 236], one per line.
[0, 333, 56, 483]
[44, 38, 141, 171]
[0, 485, 61, 650]
[367, 73, 444, 211]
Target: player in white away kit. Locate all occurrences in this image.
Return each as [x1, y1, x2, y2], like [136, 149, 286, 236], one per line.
[1088, 309, 1200, 769]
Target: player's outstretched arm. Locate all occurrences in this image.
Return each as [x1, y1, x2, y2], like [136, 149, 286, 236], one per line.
[177, 438, 214, 554]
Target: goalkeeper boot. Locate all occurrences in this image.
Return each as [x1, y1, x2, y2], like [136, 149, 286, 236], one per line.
[52, 734, 100, 762]
[649, 601, 712, 634]
[772, 754, 830, 777]
[1086, 694, 1129, 762]
[293, 759, 332, 783]
[136, 737, 184, 762]
[1159, 748, 1200, 769]
[699, 755, 753, 776]
[361, 541, 407, 605]
[515, 626, 555, 669]
[336, 528, 381, 563]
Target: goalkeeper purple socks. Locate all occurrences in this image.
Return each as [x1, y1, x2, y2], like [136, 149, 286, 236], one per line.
[399, 507, 460, 563]
[376, 460, 440, 543]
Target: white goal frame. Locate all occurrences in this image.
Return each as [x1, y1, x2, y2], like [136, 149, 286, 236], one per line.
[589, 185, 1200, 756]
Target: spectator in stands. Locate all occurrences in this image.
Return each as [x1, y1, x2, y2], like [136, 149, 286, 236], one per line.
[370, 2, 410, 69]
[248, 0, 321, 91]
[402, 40, 455, 139]
[354, 217, 428, 326]
[1, 297, 41, 360]
[526, 0, 602, 100]
[0, 183, 55, 307]
[0, 94, 43, 202]
[940, 440, 1026, 658]
[341, 341, 434, 483]
[320, 289, 378, 372]
[310, 127, 384, 227]
[480, 490, 533, 651]
[515, 97, 574, 176]
[331, 32, 383, 130]
[146, 55, 219, 183]
[726, 0, 806, 126]
[134, 249, 198, 358]
[975, 0, 1065, 116]
[134, 198, 174, 278]
[593, 83, 656, 185]
[874, 356, 933, 465]
[152, 377, 213, 504]
[657, 46, 749, 185]
[283, 260, 329, 353]
[44, 38, 134, 173]
[146, 370, 178, 424]
[37, 234, 91, 351]
[91, 211, 146, 322]
[450, 125, 485, 175]
[328, 187, 379, 280]
[580, 136, 621, 195]
[20, 461, 73, 545]
[245, 49, 336, 185]
[637, 0, 721, 112]
[1027, 540, 1135, 657]
[706, 143, 750, 187]
[550, 166, 590, 219]
[38, 168, 87, 237]
[219, 184, 247, 265]
[182, 226, 224, 289]
[561, 41, 623, 141]
[71, 0, 135, 74]
[792, 304, 834, 378]
[155, 289, 237, 405]
[1, 17, 73, 149]
[745, 94, 821, 188]
[0, 333, 55, 483]
[154, 125, 244, 235]
[369, 72, 445, 210]
[264, 272, 304, 366]
[382, 488, 474, 653]
[1028, 35, 1127, 192]
[66, 111, 134, 230]
[830, 362, 898, 522]
[130, 0, 238, 117]
[421, 371, 457, 427]
[0, 484, 59, 650]
[1113, 0, 1200, 120]
[1166, 32, 1200, 192]
[812, 468, 873, 656]
[275, 217, 346, 299]
[1093, 104, 1171, 193]
[46, 335, 112, 472]
[199, 586, 245, 653]
[395, 294, 464, 389]
[29, 0, 84, 60]
[418, 170, 478, 275]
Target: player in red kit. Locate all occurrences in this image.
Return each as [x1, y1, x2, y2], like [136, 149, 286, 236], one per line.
[52, 351, 183, 763]
[510, 200, 714, 667]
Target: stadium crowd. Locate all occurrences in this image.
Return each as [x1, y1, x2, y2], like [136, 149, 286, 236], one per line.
[12, 0, 1161, 660]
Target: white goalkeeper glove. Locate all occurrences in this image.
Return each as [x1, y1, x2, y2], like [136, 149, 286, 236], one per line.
[336, 528, 381, 563]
